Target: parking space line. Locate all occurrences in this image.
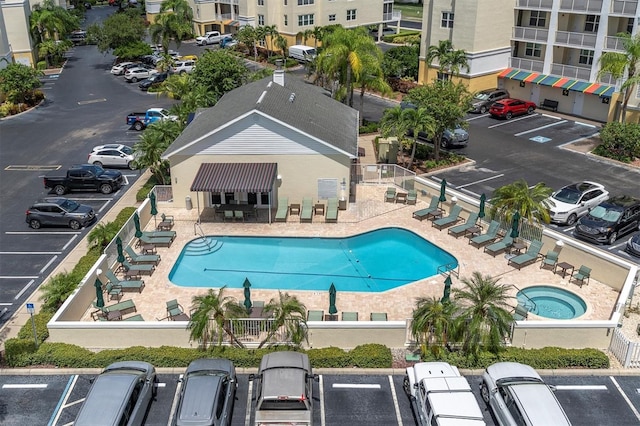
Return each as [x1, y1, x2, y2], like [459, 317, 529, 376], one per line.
[245, 378, 253, 426]
[514, 120, 568, 137]
[332, 383, 381, 389]
[168, 374, 183, 426]
[2, 384, 48, 389]
[465, 114, 490, 121]
[40, 255, 58, 274]
[63, 235, 79, 251]
[610, 376, 640, 422]
[319, 374, 326, 426]
[48, 375, 77, 426]
[555, 385, 608, 390]
[15, 280, 35, 300]
[0, 276, 38, 279]
[0, 303, 13, 306]
[488, 114, 539, 128]
[575, 121, 597, 128]
[0, 252, 62, 255]
[541, 114, 563, 120]
[388, 375, 403, 426]
[457, 174, 505, 189]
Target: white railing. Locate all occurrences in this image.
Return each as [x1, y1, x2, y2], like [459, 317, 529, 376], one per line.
[517, 0, 553, 9]
[550, 63, 592, 80]
[510, 57, 545, 72]
[609, 328, 640, 368]
[216, 13, 232, 20]
[559, 0, 603, 12]
[598, 72, 619, 87]
[611, 0, 638, 15]
[353, 164, 415, 190]
[513, 26, 549, 42]
[383, 11, 402, 22]
[605, 35, 626, 52]
[555, 30, 597, 48]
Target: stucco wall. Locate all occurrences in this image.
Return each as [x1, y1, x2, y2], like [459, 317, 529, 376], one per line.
[511, 325, 615, 349]
[307, 322, 408, 349]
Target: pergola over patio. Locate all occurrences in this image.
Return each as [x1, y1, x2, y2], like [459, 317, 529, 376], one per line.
[190, 162, 278, 223]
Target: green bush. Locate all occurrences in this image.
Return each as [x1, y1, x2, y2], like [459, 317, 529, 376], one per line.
[36, 61, 47, 70]
[349, 344, 393, 368]
[16, 311, 52, 343]
[308, 347, 350, 368]
[136, 175, 159, 202]
[4, 339, 38, 367]
[359, 120, 379, 134]
[593, 122, 640, 163]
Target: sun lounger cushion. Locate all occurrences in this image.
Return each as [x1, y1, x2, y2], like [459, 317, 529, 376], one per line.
[122, 260, 155, 275]
[412, 196, 439, 220]
[326, 198, 338, 223]
[484, 235, 514, 256]
[125, 246, 160, 265]
[448, 212, 479, 237]
[469, 220, 500, 248]
[433, 205, 463, 230]
[301, 197, 313, 222]
[307, 310, 324, 321]
[275, 197, 288, 222]
[104, 299, 137, 316]
[105, 270, 144, 293]
[139, 234, 172, 247]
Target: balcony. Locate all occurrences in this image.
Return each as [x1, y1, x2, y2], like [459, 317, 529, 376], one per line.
[605, 36, 626, 52]
[516, 0, 553, 10]
[383, 11, 402, 22]
[598, 72, 619, 86]
[555, 30, 597, 48]
[551, 63, 592, 80]
[513, 26, 549, 42]
[610, 0, 638, 15]
[510, 57, 545, 73]
[559, 0, 602, 12]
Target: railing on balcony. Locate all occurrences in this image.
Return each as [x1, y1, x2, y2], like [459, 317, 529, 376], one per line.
[516, 0, 553, 9]
[598, 72, 619, 86]
[216, 13, 232, 20]
[383, 11, 402, 21]
[551, 63, 592, 80]
[555, 30, 597, 48]
[513, 26, 549, 42]
[611, 0, 638, 15]
[605, 36, 626, 51]
[559, 0, 603, 12]
[510, 57, 545, 72]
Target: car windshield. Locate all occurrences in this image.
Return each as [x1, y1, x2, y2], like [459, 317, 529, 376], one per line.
[553, 188, 581, 204]
[474, 93, 490, 101]
[160, 109, 170, 116]
[589, 206, 622, 222]
[59, 199, 80, 212]
[121, 146, 133, 155]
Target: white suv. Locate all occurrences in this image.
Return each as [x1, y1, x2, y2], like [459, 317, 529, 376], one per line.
[170, 60, 196, 75]
[546, 181, 609, 225]
[404, 362, 486, 426]
[87, 144, 136, 169]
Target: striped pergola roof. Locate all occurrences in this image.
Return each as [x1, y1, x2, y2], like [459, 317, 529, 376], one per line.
[190, 163, 278, 193]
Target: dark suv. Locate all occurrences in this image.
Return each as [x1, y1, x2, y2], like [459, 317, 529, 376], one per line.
[26, 197, 96, 230]
[139, 72, 168, 91]
[574, 195, 640, 244]
[470, 88, 510, 114]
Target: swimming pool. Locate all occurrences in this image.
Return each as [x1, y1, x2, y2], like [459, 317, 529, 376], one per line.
[169, 228, 457, 292]
[516, 286, 587, 320]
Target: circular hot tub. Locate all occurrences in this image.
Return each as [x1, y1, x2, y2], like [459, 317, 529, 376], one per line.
[516, 286, 587, 320]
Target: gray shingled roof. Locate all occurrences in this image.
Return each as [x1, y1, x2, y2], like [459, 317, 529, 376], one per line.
[163, 75, 359, 158]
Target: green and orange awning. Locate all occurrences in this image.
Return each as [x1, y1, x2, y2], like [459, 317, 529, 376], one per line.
[498, 68, 615, 97]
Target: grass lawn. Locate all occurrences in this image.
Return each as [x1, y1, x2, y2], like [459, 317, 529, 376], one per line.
[393, 2, 424, 20]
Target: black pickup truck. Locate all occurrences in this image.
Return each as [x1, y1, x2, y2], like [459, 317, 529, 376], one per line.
[44, 164, 124, 195]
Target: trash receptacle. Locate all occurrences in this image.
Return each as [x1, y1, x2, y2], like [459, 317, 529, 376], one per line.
[185, 196, 192, 210]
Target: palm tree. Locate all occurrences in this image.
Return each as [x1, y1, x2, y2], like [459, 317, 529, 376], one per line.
[355, 54, 391, 126]
[39, 271, 80, 313]
[133, 119, 183, 184]
[150, 0, 193, 53]
[188, 287, 247, 348]
[411, 296, 457, 358]
[490, 179, 552, 224]
[258, 291, 308, 348]
[87, 222, 119, 250]
[426, 40, 469, 80]
[311, 26, 324, 50]
[380, 106, 436, 170]
[452, 272, 513, 358]
[236, 25, 259, 62]
[597, 32, 640, 123]
[156, 73, 191, 100]
[37, 39, 71, 68]
[264, 25, 279, 57]
[30, 0, 79, 45]
[297, 28, 314, 45]
[274, 34, 288, 59]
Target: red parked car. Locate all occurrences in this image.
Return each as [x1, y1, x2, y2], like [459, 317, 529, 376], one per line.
[489, 98, 537, 119]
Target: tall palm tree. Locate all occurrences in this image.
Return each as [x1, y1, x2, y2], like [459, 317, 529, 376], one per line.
[150, 0, 193, 53]
[355, 49, 391, 126]
[156, 73, 191, 100]
[274, 34, 288, 58]
[490, 179, 552, 224]
[311, 26, 324, 50]
[30, 0, 79, 45]
[380, 106, 436, 170]
[258, 291, 307, 348]
[39, 271, 80, 313]
[452, 272, 513, 358]
[87, 222, 119, 250]
[426, 40, 469, 80]
[597, 32, 640, 123]
[264, 25, 279, 57]
[237, 25, 259, 62]
[411, 296, 457, 358]
[188, 287, 247, 348]
[133, 119, 183, 184]
[297, 28, 314, 45]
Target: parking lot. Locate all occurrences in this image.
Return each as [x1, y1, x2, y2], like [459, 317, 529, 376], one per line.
[1, 372, 639, 425]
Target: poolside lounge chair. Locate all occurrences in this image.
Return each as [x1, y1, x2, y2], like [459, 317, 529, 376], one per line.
[572, 265, 591, 287]
[307, 310, 324, 321]
[447, 212, 479, 238]
[300, 197, 313, 223]
[342, 312, 359, 321]
[157, 213, 174, 230]
[326, 198, 338, 223]
[508, 240, 543, 270]
[143, 230, 176, 241]
[469, 220, 500, 248]
[540, 250, 559, 270]
[104, 299, 137, 316]
[125, 246, 160, 265]
[105, 283, 122, 301]
[406, 189, 417, 205]
[385, 187, 396, 202]
[234, 210, 245, 222]
[138, 234, 173, 248]
[166, 299, 187, 320]
[412, 196, 440, 221]
[105, 270, 145, 293]
[123, 314, 144, 321]
[513, 304, 529, 321]
[275, 197, 288, 222]
[432, 205, 463, 230]
[223, 210, 234, 222]
[122, 260, 155, 276]
[370, 312, 388, 321]
[484, 234, 514, 257]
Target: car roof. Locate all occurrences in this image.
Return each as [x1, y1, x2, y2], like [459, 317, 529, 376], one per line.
[185, 358, 234, 375]
[508, 383, 571, 425]
[560, 181, 604, 193]
[35, 197, 67, 205]
[259, 352, 310, 399]
[428, 392, 485, 424]
[413, 362, 460, 379]
[486, 362, 542, 382]
[178, 374, 223, 425]
[92, 144, 127, 151]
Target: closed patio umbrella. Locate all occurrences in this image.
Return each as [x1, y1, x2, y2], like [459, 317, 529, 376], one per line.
[243, 277, 252, 313]
[329, 283, 337, 315]
[438, 179, 447, 207]
[441, 275, 452, 304]
[510, 211, 521, 239]
[133, 212, 142, 238]
[95, 277, 104, 308]
[478, 193, 486, 223]
[115, 236, 125, 264]
[149, 192, 158, 227]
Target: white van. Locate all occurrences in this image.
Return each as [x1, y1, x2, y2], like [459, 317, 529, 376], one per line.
[288, 45, 317, 62]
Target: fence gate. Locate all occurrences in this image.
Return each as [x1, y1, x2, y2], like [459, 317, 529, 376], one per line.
[609, 328, 640, 368]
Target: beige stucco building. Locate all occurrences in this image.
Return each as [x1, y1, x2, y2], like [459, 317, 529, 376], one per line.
[161, 69, 359, 214]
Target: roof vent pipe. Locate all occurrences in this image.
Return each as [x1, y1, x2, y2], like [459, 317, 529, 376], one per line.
[273, 59, 285, 86]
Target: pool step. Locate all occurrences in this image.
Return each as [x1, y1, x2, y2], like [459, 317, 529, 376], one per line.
[184, 238, 223, 256]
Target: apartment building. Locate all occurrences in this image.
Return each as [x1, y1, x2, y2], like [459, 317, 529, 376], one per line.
[146, 0, 400, 46]
[1, 0, 37, 66]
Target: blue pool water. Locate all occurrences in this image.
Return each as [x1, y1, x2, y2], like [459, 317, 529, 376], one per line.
[517, 286, 587, 320]
[169, 228, 457, 292]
